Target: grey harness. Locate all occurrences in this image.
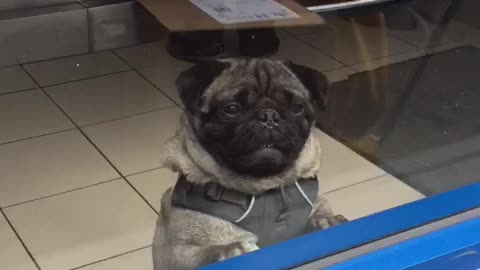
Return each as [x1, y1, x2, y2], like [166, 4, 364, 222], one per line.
[171, 175, 318, 247]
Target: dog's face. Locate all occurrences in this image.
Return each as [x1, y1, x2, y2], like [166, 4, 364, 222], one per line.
[177, 59, 328, 177]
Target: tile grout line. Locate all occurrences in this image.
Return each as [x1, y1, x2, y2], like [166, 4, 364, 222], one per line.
[111, 50, 184, 108]
[282, 24, 422, 72]
[274, 33, 349, 69]
[317, 65, 357, 74]
[345, 38, 476, 72]
[70, 245, 152, 270]
[292, 23, 421, 49]
[323, 66, 357, 78]
[0, 127, 78, 147]
[2, 68, 133, 97]
[343, 36, 441, 72]
[38, 68, 133, 88]
[112, 38, 168, 53]
[348, 47, 419, 71]
[123, 177, 159, 215]
[114, 41, 345, 94]
[19, 50, 111, 67]
[324, 173, 389, 195]
[80, 105, 178, 128]
[19, 65, 160, 215]
[387, 32, 423, 49]
[0, 87, 39, 97]
[124, 166, 167, 178]
[0, 63, 25, 69]
[1, 178, 123, 209]
[113, 39, 346, 82]
[291, 26, 423, 69]
[387, 31, 422, 49]
[346, 49, 422, 72]
[0, 103, 178, 147]
[288, 30, 353, 67]
[0, 209, 42, 270]
[0, 71, 180, 146]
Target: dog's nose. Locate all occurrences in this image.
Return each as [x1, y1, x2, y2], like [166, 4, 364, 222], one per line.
[257, 109, 279, 127]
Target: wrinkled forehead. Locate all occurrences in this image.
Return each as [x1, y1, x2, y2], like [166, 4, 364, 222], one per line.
[200, 59, 309, 112]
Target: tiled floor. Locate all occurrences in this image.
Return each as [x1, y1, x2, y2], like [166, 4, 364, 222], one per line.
[0, 90, 74, 144]
[0, 65, 36, 95]
[45, 71, 174, 126]
[2, 16, 479, 269]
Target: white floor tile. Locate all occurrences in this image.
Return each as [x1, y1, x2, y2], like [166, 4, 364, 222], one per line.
[128, 168, 178, 212]
[0, 90, 74, 144]
[318, 131, 386, 193]
[299, 22, 415, 65]
[0, 130, 119, 207]
[139, 61, 193, 105]
[425, 39, 476, 55]
[46, 71, 174, 126]
[0, 214, 37, 270]
[4, 180, 157, 270]
[323, 67, 357, 83]
[271, 36, 343, 71]
[23, 51, 130, 86]
[77, 247, 153, 270]
[0, 66, 36, 95]
[115, 41, 190, 70]
[350, 49, 426, 72]
[325, 175, 424, 220]
[83, 107, 182, 175]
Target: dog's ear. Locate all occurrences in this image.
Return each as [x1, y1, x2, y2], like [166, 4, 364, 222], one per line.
[285, 62, 329, 111]
[176, 61, 228, 114]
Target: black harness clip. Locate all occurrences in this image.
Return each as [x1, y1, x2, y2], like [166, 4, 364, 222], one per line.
[204, 182, 224, 201]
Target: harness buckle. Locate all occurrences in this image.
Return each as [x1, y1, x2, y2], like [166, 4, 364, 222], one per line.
[204, 182, 224, 201]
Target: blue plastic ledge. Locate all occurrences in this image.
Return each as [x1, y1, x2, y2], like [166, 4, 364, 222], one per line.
[199, 182, 480, 270]
[324, 217, 480, 270]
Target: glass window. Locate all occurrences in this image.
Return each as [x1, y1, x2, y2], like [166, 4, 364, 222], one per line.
[0, 0, 479, 270]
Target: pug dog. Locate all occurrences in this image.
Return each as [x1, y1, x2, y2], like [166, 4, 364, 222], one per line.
[153, 58, 343, 270]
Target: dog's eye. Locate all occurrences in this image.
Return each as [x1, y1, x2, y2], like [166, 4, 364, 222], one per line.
[223, 104, 241, 116]
[291, 104, 304, 115]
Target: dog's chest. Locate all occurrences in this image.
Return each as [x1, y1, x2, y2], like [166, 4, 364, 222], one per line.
[171, 176, 318, 247]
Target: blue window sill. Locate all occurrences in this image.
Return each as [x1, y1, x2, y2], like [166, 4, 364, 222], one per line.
[326, 218, 480, 270]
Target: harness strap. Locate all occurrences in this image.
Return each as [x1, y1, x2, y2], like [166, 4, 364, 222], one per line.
[172, 175, 252, 222]
[171, 175, 317, 225]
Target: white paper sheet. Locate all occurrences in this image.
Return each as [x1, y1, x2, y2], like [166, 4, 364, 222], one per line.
[190, 0, 299, 24]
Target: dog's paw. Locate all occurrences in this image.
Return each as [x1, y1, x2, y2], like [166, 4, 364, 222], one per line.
[310, 214, 348, 230]
[215, 241, 259, 262]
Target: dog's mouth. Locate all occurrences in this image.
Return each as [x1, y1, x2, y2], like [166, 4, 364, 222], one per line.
[254, 143, 283, 156]
[237, 143, 285, 177]
[260, 143, 276, 149]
